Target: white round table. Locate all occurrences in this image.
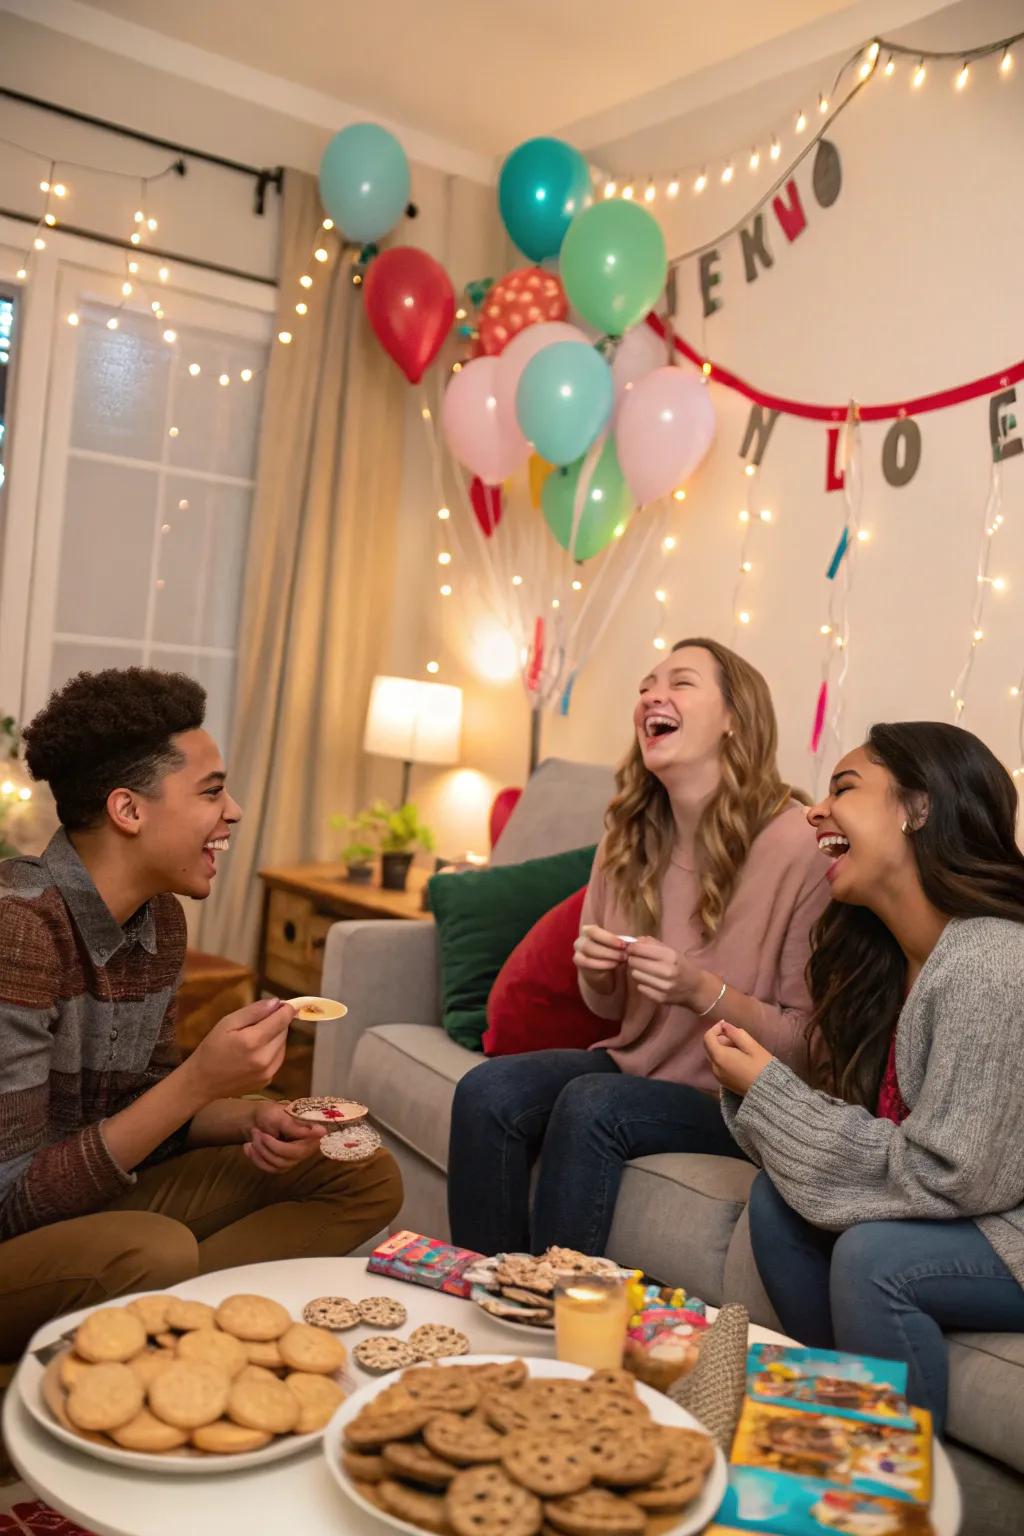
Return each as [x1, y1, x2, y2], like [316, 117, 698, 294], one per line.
[5, 1256, 960, 1535]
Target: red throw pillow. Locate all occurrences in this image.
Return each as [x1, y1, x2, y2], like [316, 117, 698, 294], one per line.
[482, 887, 610, 1056]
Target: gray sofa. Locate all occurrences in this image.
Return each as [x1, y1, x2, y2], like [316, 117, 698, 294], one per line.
[314, 758, 1024, 1532]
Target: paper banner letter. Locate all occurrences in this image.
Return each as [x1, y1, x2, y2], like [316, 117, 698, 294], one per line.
[739, 405, 780, 466]
[699, 249, 723, 318]
[812, 140, 842, 209]
[525, 616, 545, 693]
[989, 388, 1022, 463]
[740, 214, 774, 284]
[772, 181, 807, 244]
[881, 419, 922, 487]
[825, 427, 845, 492]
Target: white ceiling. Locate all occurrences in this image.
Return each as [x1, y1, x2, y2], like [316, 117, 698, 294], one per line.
[65, 0, 860, 156]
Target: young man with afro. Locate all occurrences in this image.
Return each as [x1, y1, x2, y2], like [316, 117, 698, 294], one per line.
[0, 669, 401, 1366]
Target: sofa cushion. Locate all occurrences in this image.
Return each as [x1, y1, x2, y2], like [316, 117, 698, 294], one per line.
[947, 1330, 1024, 1474]
[483, 887, 608, 1057]
[428, 844, 597, 1050]
[606, 1153, 759, 1301]
[348, 1023, 478, 1172]
[490, 758, 615, 867]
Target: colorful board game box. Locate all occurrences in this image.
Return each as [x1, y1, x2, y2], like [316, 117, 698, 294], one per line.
[717, 1466, 935, 1534]
[732, 1400, 932, 1504]
[366, 1230, 483, 1299]
[747, 1345, 914, 1429]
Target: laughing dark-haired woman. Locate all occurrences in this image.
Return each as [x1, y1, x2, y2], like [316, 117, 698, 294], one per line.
[706, 722, 1024, 1432]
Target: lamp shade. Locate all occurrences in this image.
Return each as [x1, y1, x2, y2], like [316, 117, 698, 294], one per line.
[363, 675, 463, 766]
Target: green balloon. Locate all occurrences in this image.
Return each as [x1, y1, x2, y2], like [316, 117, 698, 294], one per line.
[542, 437, 633, 561]
[560, 201, 667, 336]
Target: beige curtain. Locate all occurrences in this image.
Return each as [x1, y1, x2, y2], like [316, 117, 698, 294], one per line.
[199, 169, 405, 962]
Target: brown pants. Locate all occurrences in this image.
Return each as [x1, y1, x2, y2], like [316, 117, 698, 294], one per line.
[0, 1145, 402, 1364]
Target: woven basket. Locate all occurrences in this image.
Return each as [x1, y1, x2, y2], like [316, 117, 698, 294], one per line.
[668, 1302, 749, 1453]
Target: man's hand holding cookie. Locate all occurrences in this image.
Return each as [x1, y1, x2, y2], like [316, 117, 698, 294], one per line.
[244, 1101, 324, 1174]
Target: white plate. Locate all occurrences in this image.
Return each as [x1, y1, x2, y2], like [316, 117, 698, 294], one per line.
[468, 1284, 554, 1337]
[323, 1352, 727, 1536]
[18, 1291, 345, 1475]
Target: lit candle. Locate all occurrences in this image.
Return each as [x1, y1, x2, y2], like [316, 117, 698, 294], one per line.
[554, 1275, 628, 1370]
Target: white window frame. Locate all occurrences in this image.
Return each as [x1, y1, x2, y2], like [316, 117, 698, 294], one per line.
[0, 217, 275, 722]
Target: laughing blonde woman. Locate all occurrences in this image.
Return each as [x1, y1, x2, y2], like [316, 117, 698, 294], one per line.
[448, 638, 829, 1258]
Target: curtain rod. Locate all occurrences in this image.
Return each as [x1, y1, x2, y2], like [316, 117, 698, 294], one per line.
[0, 205, 275, 286]
[0, 88, 284, 215]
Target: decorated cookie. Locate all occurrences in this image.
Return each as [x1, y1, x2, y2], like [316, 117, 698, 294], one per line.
[286, 1094, 367, 1126]
[319, 1123, 383, 1161]
[303, 1295, 361, 1330]
[285, 995, 349, 1022]
[357, 1295, 407, 1329]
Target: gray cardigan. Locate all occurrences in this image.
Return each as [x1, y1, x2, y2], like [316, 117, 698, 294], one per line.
[722, 916, 1024, 1288]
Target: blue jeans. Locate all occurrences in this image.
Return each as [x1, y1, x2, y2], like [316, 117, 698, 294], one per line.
[447, 1048, 747, 1258]
[748, 1171, 1024, 1435]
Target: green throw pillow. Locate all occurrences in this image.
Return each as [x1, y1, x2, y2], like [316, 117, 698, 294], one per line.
[428, 844, 598, 1050]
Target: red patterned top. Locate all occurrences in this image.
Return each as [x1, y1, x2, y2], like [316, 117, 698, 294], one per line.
[876, 1028, 910, 1125]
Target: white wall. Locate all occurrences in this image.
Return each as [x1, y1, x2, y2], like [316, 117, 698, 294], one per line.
[405, 0, 1024, 858]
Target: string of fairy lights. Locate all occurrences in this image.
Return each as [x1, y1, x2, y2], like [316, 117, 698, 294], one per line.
[3, 24, 1022, 758]
[588, 33, 1019, 215]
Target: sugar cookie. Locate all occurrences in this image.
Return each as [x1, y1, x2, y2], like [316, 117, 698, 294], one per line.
[215, 1293, 291, 1342]
[192, 1419, 273, 1454]
[75, 1307, 146, 1364]
[148, 1360, 230, 1429]
[278, 1322, 346, 1375]
[165, 1298, 217, 1332]
[110, 1408, 190, 1453]
[66, 1362, 143, 1432]
[178, 1327, 248, 1379]
[227, 1373, 299, 1435]
[283, 1370, 345, 1432]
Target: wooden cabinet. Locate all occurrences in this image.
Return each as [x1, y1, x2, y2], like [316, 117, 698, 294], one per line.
[256, 863, 431, 996]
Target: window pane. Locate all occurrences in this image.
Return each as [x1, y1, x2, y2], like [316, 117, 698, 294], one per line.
[69, 307, 171, 461]
[51, 640, 145, 693]
[167, 337, 266, 480]
[151, 479, 251, 651]
[56, 458, 156, 639]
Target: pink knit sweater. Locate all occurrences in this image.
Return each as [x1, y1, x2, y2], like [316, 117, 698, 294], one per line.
[578, 804, 829, 1091]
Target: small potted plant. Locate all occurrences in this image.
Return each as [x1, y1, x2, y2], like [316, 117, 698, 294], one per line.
[329, 811, 377, 883]
[365, 799, 436, 891]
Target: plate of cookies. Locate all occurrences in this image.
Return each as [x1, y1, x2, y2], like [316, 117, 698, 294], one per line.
[466, 1247, 632, 1333]
[324, 1353, 726, 1536]
[19, 1289, 351, 1473]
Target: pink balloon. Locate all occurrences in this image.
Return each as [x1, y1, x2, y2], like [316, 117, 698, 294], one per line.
[442, 355, 528, 485]
[612, 323, 668, 414]
[495, 320, 589, 444]
[616, 367, 716, 505]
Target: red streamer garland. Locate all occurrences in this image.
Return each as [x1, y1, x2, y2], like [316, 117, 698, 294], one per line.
[645, 314, 1024, 424]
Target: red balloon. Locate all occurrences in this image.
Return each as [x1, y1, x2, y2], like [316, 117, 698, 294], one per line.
[364, 247, 455, 384]
[479, 266, 568, 356]
[470, 476, 503, 537]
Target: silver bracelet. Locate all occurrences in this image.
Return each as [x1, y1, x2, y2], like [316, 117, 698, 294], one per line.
[695, 980, 727, 1018]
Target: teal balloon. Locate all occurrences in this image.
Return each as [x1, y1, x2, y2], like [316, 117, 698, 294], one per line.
[542, 437, 633, 561]
[516, 341, 613, 466]
[560, 200, 667, 335]
[498, 137, 592, 262]
[319, 123, 410, 242]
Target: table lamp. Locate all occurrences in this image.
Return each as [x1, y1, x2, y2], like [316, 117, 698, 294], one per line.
[363, 675, 463, 803]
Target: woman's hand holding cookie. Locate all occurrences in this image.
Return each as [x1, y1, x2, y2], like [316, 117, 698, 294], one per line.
[244, 1101, 324, 1173]
[573, 925, 628, 996]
